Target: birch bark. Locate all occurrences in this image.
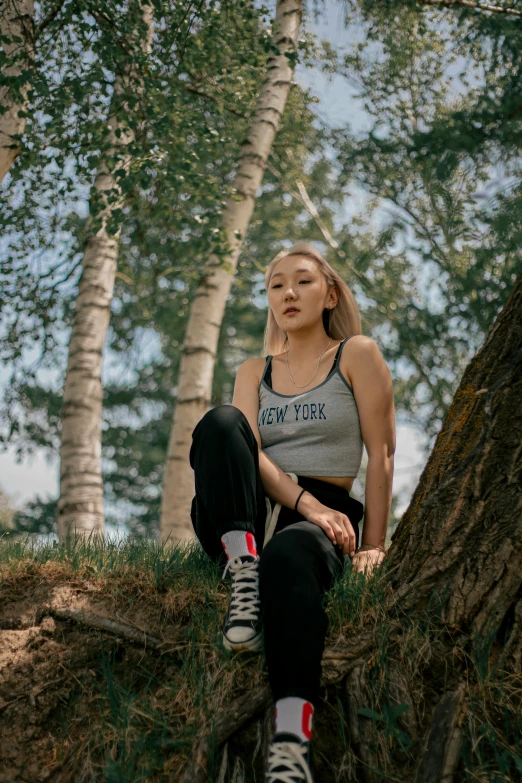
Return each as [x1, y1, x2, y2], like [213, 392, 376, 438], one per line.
[57, 1, 154, 539]
[0, 0, 35, 182]
[159, 0, 303, 540]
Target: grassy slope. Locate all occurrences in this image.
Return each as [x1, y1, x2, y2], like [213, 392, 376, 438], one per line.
[0, 535, 520, 782]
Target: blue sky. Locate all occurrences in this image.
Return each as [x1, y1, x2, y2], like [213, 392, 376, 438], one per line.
[0, 0, 428, 523]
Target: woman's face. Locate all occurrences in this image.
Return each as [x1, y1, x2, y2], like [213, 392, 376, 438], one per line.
[267, 255, 337, 333]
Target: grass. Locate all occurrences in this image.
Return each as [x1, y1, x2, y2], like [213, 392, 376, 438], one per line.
[1, 532, 521, 782]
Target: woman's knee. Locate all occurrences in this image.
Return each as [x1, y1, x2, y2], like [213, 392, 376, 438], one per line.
[259, 527, 314, 580]
[192, 404, 248, 440]
[259, 523, 342, 589]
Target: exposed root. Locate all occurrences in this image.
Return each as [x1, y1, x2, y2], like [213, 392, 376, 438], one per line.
[179, 685, 272, 783]
[413, 684, 465, 783]
[47, 608, 164, 649]
[344, 663, 380, 783]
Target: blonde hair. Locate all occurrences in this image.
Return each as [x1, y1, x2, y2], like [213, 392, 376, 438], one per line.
[262, 241, 362, 355]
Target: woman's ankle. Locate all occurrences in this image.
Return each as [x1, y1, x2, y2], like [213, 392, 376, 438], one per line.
[274, 696, 314, 742]
[221, 530, 258, 561]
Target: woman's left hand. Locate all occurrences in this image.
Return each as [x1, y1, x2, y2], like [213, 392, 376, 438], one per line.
[351, 546, 386, 575]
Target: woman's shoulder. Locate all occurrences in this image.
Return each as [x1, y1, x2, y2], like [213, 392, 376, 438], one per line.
[339, 334, 384, 389]
[343, 334, 381, 354]
[343, 334, 386, 358]
[236, 357, 268, 387]
[339, 335, 389, 387]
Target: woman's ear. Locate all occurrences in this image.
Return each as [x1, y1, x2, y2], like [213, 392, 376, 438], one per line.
[328, 286, 339, 309]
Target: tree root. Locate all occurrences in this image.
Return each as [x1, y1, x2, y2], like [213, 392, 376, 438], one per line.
[179, 685, 272, 783]
[344, 663, 380, 783]
[413, 683, 465, 783]
[46, 608, 165, 650]
[503, 598, 522, 672]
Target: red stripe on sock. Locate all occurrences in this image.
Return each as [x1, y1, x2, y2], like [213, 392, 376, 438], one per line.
[302, 702, 314, 740]
[246, 532, 258, 557]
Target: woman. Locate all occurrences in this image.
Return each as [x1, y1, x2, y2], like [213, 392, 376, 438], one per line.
[189, 241, 395, 782]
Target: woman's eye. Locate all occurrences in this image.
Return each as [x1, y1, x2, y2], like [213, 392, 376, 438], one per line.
[270, 280, 310, 288]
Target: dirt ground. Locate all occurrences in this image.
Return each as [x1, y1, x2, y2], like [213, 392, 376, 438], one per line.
[0, 571, 356, 783]
[0, 572, 175, 782]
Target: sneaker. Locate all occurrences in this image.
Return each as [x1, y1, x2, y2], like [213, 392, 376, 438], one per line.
[222, 555, 262, 652]
[266, 733, 313, 782]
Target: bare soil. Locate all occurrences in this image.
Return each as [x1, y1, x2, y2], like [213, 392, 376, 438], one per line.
[0, 569, 355, 783]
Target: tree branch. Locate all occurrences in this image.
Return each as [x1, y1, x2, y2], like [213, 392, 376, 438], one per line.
[418, 0, 521, 16]
[35, 0, 68, 39]
[183, 83, 247, 119]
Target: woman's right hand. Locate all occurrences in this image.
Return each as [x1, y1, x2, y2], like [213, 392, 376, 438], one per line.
[297, 491, 357, 557]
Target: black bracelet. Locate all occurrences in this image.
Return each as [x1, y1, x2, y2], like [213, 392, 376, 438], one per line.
[294, 489, 306, 513]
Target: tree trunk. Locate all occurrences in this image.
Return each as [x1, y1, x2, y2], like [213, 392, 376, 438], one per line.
[57, 2, 154, 539]
[0, 0, 35, 182]
[387, 270, 522, 658]
[160, 0, 303, 540]
[341, 270, 522, 781]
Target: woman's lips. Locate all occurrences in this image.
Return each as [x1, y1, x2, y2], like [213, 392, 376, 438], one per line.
[284, 309, 299, 316]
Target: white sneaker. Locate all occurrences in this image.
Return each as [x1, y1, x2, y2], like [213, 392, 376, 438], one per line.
[222, 555, 262, 652]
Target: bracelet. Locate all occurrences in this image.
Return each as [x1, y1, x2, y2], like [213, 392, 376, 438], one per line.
[294, 489, 307, 513]
[356, 544, 386, 554]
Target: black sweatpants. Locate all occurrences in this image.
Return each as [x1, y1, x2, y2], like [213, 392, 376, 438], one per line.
[189, 404, 364, 705]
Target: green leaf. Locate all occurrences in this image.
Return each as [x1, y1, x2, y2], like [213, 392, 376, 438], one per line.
[357, 708, 383, 722]
[392, 703, 411, 718]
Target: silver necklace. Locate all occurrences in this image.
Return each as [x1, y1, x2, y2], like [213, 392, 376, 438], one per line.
[286, 337, 333, 388]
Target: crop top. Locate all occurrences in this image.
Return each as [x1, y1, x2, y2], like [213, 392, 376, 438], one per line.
[258, 336, 364, 477]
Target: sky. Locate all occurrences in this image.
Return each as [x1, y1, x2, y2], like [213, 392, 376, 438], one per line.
[0, 0, 429, 523]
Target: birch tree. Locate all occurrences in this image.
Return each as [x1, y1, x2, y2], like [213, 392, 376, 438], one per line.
[0, 0, 34, 181]
[160, 0, 303, 540]
[57, 0, 154, 539]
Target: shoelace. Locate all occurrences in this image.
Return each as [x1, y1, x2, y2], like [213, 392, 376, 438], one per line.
[266, 742, 313, 783]
[222, 557, 260, 623]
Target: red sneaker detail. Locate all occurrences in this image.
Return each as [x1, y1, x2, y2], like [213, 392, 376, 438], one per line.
[246, 532, 258, 557]
[221, 540, 230, 560]
[301, 702, 314, 740]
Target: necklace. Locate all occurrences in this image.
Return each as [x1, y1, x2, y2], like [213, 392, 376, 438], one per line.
[286, 337, 333, 388]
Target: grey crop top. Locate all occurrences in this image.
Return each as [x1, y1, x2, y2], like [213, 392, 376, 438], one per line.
[258, 336, 364, 477]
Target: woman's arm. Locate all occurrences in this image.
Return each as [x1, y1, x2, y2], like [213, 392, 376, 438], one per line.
[341, 337, 396, 568]
[231, 359, 306, 511]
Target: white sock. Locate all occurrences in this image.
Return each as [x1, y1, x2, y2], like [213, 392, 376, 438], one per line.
[221, 530, 258, 561]
[275, 697, 314, 743]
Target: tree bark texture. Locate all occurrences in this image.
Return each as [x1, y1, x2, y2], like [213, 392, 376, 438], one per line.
[57, 1, 154, 539]
[386, 269, 522, 665]
[0, 0, 35, 182]
[160, 0, 303, 540]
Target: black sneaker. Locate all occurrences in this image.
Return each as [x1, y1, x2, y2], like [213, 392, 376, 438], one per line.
[222, 555, 262, 652]
[266, 732, 313, 782]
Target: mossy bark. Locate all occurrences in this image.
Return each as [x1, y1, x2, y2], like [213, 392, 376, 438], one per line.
[387, 269, 522, 666]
